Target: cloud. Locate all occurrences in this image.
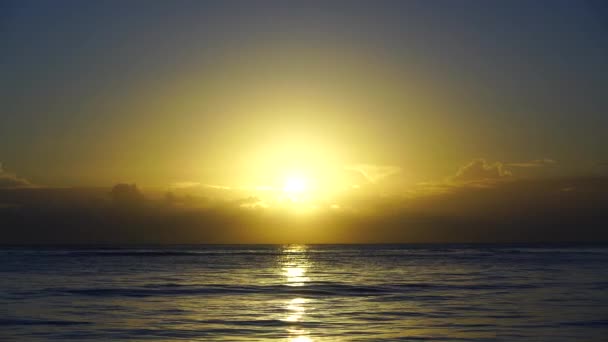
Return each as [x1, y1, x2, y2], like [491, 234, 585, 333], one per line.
[344, 164, 402, 183]
[594, 162, 608, 174]
[170, 182, 202, 189]
[231, 196, 263, 208]
[110, 183, 144, 206]
[1, 176, 608, 244]
[169, 182, 234, 193]
[444, 157, 557, 188]
[450, 159, 511, 184]
[204, 184, 232, 190]
[506, 158, 556, 168]
[0, 163, 32, 189]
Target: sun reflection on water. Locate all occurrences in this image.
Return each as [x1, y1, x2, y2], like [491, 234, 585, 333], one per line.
[283, 297, 307, 322]
[281, 245, 311, 287]
[280, 245, 314, 341]
[283, 266, 310, 286]
[289, 335, 313, 342]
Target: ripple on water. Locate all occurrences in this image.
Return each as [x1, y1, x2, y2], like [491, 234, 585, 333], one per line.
[1, 245, 608, 341]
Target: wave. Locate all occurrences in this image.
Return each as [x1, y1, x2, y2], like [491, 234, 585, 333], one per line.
[20, 250, 285, 257]
[3, 245, 607, 341]
[60, 284, 390, 298]
[560, 320, 608, 327]
[43, 281, 541, 299]
[4, 246, 607, 260]
[0, 318, 91, 326]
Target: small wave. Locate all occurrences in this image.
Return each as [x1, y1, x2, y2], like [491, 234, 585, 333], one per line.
[0, 318, 91, 326]
[196, 318, 323, 328]
[51, 280, 542, 299]
[560, 320, 608, 327]
[56, 250, 286, 257]
[59, 283, 398, 298]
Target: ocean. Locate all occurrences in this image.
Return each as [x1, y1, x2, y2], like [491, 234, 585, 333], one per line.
[1, 245, 607, 341]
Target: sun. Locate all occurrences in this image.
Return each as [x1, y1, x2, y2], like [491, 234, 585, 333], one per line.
[283, 176, 308, 193]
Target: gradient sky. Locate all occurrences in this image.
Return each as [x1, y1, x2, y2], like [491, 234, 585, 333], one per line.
[1, 0, 608, 189]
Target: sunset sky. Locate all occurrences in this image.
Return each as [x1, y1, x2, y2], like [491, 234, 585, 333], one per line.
[1, 1, 608, 243]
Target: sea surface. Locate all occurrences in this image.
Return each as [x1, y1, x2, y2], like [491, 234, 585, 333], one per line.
[1, 245, 607, 341]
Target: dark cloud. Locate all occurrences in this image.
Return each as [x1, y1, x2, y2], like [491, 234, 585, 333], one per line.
[594, 162, 608, 174]
[0, 176, 31, 189]
[451, 159, 511, 184]
[0, 163, 32, 189]
[1, 175, 607, 244]
[506, 158, 556, 168]
[110, 183, 145, 207]
[449, 158, 556, 186]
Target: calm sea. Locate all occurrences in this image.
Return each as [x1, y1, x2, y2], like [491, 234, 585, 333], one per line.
[1, 245, 607, 341]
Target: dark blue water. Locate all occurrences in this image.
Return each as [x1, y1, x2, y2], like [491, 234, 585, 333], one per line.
[2, 245, 608, 341]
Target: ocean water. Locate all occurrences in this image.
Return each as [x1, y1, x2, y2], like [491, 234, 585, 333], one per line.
[1, 245, 607, 341]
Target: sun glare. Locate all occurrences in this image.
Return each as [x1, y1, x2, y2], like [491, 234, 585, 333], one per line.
[283, 176, 308, 193]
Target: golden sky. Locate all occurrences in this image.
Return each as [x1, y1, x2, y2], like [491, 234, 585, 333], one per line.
[1, 1, 608, 243]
